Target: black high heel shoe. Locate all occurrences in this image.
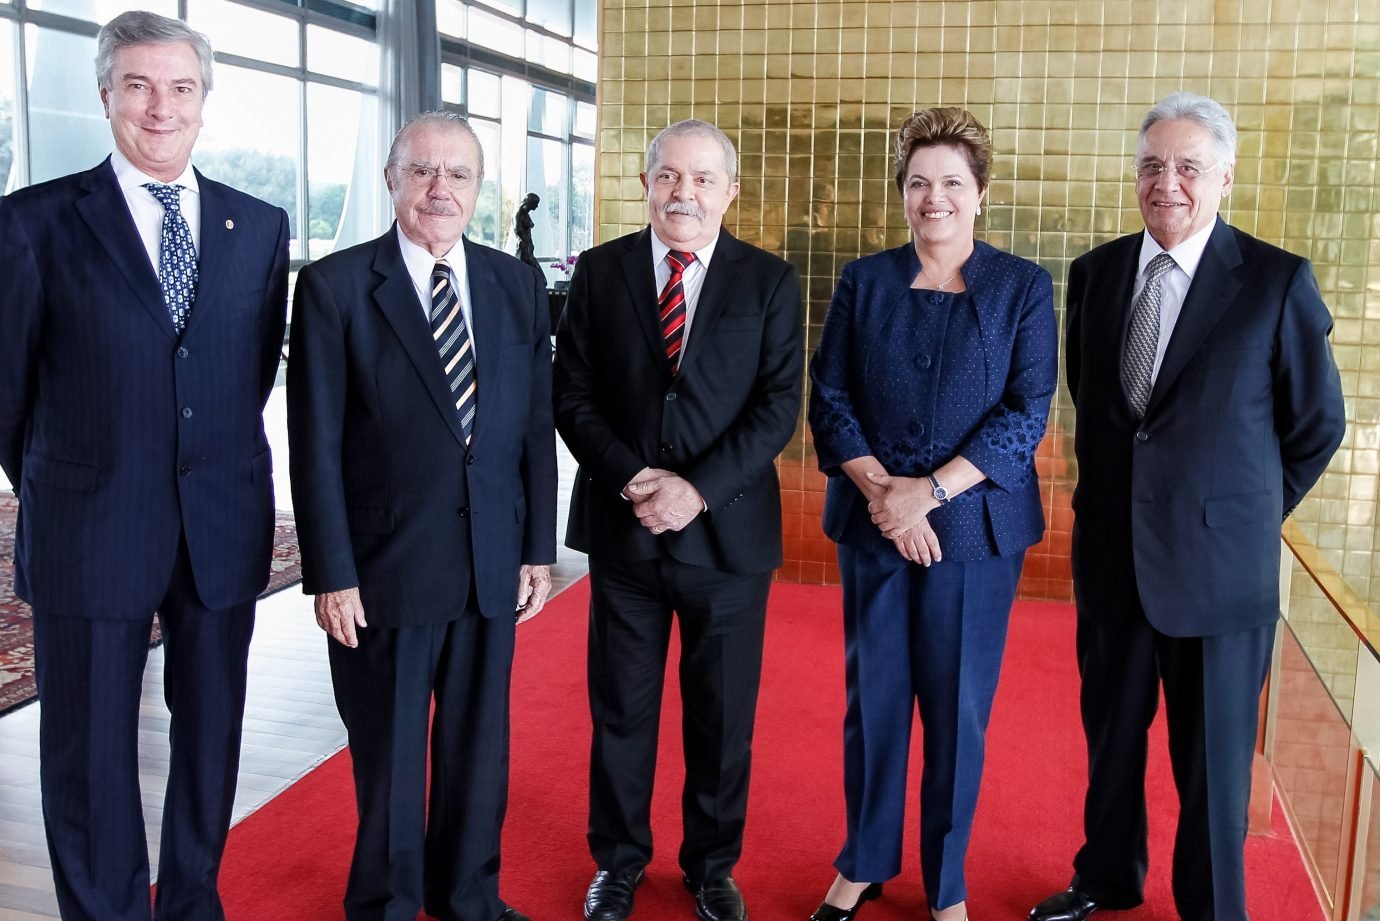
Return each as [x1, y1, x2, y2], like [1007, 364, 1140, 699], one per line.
[808, 883, 883, 921]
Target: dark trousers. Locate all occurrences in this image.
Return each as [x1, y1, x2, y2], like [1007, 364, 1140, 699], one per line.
[585, 554, 772, 882]
[328, 606, 515, 921]
[1072, 600, 1274, 921]
[833, 545, 1024, 912]
[33, 540, 255, 921]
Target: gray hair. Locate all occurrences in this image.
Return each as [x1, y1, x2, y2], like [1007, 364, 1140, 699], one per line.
[386, 111, 485, 181]
[1138, 92, 1237, 165]
[645, 119, 738, 182]
[96, 11, 214, 96]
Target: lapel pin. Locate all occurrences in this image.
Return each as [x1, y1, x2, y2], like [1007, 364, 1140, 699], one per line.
[225, 219, 234, 230]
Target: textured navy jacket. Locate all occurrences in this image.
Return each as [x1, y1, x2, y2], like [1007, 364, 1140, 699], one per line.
[808, 241, 1057, 561]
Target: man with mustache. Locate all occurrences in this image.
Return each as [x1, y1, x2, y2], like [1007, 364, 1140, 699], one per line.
[288, 111, 555, 921]
[554, 119, 803, 921]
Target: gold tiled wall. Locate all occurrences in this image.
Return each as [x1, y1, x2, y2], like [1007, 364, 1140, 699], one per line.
[597, 0, 1380, 607]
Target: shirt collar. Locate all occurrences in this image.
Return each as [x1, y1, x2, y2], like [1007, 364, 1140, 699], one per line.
[397, 225, 468, 290]
[110, 147, 199, 195]
[1138, 219, 1215, 281]
[650, 228, 720, 269]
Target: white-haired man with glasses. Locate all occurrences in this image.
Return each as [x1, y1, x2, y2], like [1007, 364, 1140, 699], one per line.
[288, 110, 556, 921]
[1029, 92, 1345, 921]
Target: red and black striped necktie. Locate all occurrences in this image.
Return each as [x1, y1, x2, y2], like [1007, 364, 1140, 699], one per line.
[658, 250, 696, 372]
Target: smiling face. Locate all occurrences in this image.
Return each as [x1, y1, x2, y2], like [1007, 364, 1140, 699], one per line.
[386, 121, 483, 257]
[1135, 117, 1233, 251]
[641, 132, 740, 252]
[902, 143, 987, 249]
[100, 41, 205, 183]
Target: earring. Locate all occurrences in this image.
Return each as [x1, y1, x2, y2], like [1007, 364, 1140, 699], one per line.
[976, 205, 982, 215]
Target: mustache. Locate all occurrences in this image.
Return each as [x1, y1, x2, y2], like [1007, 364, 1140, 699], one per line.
[661, 200, 705, 219]
[418, 204, 459, 215]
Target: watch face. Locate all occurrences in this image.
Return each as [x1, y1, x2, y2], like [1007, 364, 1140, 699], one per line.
[934, 485, 949, 500]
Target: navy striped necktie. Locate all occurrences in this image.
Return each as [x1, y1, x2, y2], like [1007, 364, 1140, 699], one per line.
[430, 260, 477, 445]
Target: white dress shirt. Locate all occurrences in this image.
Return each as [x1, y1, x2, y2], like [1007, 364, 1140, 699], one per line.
[651, 230, 720, 355]
[397, 226, 477, 362]
[110, 148, 201, 273]
[1133, 221, 1215, 384]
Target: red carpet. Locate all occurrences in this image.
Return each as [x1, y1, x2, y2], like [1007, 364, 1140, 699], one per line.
[219, 580, 1322, 920]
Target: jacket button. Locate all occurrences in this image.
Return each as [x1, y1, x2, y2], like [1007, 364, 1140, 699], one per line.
[916, 354, 932, 369]
[467, 455, 476, 465]
[177, 347, 189, 359]
[1135, 431, 1149, 442]
[457, 507, 469, 518]
[659, 442, 673, 454]
[181, 407, 193, 418]
[666, 392, 677, 402]
[178, 465, 191, 476]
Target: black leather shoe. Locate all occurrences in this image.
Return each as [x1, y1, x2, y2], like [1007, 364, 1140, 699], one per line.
[683, 875, 747, 921]
[585, 868, 646, 921]
[501, 910, 531, 921]
[809, 883, 882, 921]
[1028, 887, 1100, 921]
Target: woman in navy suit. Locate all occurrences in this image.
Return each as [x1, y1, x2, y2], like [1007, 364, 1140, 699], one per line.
[806, 108, 1058, 921]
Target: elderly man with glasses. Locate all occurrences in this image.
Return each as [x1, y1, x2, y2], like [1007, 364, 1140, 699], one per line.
[288, 110, 556, 921]
[1028, 92, 1346, 921]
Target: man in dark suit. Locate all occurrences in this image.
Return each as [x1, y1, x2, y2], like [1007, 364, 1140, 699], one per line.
[554, 119, 803, 921]
[287, 111, 555, 921]
[0, 11, 289, 921]
[1030, 93, 1346, 921]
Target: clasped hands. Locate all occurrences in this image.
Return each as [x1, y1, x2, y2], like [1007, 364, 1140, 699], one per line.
[865, 471, 943, 566]
[624, 467, 703, 535]
[315, 563, 553, 647]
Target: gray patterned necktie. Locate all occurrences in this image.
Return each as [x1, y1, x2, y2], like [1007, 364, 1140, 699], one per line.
[143, 183, 198, 332]
[431, 260, 477, 445]
[1122, 252, 1176, 417]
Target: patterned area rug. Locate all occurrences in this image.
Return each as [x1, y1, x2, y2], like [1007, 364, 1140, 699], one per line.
[0, 494, 303, 717]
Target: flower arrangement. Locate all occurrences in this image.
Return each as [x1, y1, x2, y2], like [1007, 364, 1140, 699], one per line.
[549, 254, 579, 275]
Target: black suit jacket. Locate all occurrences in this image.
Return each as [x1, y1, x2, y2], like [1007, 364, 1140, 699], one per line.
[287, 226, 556, 625]
[554, 227, 804, 574]
[0, 158, 289, 617]
[1067, 219, 1345, 637]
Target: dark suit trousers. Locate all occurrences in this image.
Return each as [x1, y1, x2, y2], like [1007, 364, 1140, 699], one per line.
[833, 544, 1023, 912]
[33, 538, 254, 921]
[1072, 601, 1274, 921]
[585, 554, 771, 882]
[328, 605, 515, 921]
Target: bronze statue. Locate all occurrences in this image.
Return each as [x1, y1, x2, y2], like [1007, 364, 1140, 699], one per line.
[515, 192, 540, 271]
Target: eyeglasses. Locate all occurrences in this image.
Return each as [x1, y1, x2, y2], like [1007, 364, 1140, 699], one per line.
[397, 165, 476, 190]
[1132, 160, 1223, 182]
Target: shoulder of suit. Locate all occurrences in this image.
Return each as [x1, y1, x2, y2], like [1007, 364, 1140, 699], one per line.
[195, 172, 286, 219]
[971, 239, 1049, 282]
[1221, 221, 1303, 268]
[299, 230, 391, 278]
[1072, 231, 1140, 268]
[0, 164, 93, 211]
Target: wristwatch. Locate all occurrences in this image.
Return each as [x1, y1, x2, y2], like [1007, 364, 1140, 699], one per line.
[927, 473, 951, 505]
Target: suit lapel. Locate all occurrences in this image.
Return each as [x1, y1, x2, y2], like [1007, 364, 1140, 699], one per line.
[676, 229, 740, 375]
[182, 172, 230, 340]
[463, 237, 503, 448]
[1146, 220, 1242, 415]
[74, 158, 174, 340]
[619, 229, 670, 374]
[1099, 236, 1141, 414]
[371, 227, 469, 450]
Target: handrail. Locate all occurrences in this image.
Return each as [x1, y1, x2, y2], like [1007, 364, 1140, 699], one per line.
[1281, 518, 1380, 662]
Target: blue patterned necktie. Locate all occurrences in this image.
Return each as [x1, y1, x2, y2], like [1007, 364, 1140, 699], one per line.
[143, 183, 199, 332]
[1121, 251, 1175, 417]
[431, 260, 477, 445]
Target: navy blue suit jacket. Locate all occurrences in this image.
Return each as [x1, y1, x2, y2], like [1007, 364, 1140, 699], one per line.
[1067, 219, 1346, 636]
[0, 158, 290, 617]
[553, 227, 804, 574]
[809, 241, 1058, 561]
[287, 227, 556, 625]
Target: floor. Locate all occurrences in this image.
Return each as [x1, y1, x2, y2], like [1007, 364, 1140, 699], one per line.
[0, 382, 589, 920]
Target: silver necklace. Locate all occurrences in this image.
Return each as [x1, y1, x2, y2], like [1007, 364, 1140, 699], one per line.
[920, 266, 961, 290]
